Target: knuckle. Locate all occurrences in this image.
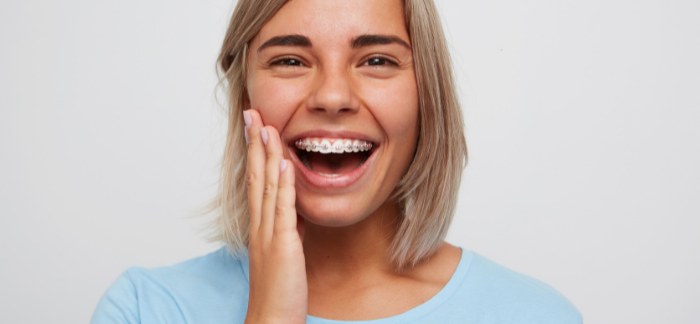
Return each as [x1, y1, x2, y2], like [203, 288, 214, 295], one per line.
[274, 204, 287, 217]
[247, 135, 256, 145]
[262, 183, 274, 197]
[274, 203, 296, 218]
[246, 172, 257, 188]
[246, 129, 259, 145]
[279, 180, 294, 189]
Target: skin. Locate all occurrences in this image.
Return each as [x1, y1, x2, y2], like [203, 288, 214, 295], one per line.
[243, 0, 462, 322]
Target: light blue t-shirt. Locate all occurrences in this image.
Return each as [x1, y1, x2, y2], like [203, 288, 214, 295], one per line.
[91, 247, 582, 324]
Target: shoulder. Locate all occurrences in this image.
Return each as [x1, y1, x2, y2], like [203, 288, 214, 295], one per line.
[445, 251, 582, 324]
[125, 247, 250, 295]
[91, 270, 140, 324]
[90, 247, 250, 324]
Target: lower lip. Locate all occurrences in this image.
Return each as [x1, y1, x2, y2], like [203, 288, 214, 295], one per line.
[289, 148, 377, 189]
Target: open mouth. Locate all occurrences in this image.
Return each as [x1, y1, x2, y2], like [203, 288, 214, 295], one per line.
[291, 137, 376, 178]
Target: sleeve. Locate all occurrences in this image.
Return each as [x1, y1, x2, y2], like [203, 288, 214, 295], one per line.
[90, 270, 141, 324]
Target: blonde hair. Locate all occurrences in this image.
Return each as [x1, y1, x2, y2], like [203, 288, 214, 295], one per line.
[209, 0, 467, 269]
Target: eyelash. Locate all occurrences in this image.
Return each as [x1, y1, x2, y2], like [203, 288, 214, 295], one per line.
[362, 55, 398, 67]
[269, 55, 399, 67]
[270, 56, 304, 67]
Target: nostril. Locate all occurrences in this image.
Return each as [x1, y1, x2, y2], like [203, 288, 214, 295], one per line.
[310, 107, 354, 114]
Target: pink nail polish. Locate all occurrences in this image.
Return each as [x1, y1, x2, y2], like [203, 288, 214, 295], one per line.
[244, 125, 250, 144]
[243, 111, 252, 127]
[280, 160, 287, 172]
[260, 128, 268, 145]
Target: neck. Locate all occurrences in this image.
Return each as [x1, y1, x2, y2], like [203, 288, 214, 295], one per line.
[302, 200, 402, 280]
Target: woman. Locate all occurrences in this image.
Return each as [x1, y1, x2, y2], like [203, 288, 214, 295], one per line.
[92, 0, 581, 323]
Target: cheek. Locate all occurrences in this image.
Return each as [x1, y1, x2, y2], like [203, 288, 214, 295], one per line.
[249, 77, 309, 129]
[359, 77, 419, 142]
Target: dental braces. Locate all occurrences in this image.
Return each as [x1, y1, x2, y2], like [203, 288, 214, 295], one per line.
[295, 139, 373, 153]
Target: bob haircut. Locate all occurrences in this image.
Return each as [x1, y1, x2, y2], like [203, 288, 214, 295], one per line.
[209, 0, 467, 269]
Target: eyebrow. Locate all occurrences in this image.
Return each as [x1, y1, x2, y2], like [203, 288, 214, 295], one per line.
[257, 34, 312, 53]
[352, 34, 411, 49]
[257, 34, 411, 53]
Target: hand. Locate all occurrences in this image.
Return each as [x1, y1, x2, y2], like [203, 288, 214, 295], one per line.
[243, 110, 307, 324]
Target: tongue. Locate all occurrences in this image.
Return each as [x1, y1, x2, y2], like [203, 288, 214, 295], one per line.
[307, 152, 364, 175]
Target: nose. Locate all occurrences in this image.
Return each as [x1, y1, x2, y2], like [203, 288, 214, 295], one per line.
[306, 65, 360, 115]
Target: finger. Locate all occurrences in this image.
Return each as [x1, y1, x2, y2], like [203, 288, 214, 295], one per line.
[245, 110, 266, 237]
[274, 158, 299, 240]
[259, 125, 283, 243]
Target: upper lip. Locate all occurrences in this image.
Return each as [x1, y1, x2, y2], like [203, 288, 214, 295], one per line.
[286, 129, 380, 146]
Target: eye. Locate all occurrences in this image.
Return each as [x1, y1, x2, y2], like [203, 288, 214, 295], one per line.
[363, 56, 398, 67]
[270, 57, 304, 67]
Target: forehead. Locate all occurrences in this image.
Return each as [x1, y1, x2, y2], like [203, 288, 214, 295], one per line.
[253, 0, 408, 47]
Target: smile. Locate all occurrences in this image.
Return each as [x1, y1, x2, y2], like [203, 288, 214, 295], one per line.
[294, 138, 373, 153]
[289, 136, 378, 188]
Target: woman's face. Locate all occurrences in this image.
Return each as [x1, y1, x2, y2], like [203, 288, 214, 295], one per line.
[247, 0, 419, 227]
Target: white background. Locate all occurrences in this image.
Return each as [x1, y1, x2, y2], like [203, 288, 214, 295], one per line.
[1, 0, 698, 323]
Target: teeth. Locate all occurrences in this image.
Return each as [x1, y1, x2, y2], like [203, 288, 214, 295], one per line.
[319, 139, 331, 153]
[333, 141, 344, 153]
[294, 138, 373, 154]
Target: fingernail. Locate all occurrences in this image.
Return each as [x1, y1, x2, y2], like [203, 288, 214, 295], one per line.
[260, 128, 268, 145]
[280, 160, 287, 172]
[244, 125, 250, 144]
[243, 110, 252, 127]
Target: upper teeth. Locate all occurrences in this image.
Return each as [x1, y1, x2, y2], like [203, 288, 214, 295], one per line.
[295, 138, 373, 154]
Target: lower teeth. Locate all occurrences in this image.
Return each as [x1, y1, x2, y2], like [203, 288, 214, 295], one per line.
[317, 173, 341, 178]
